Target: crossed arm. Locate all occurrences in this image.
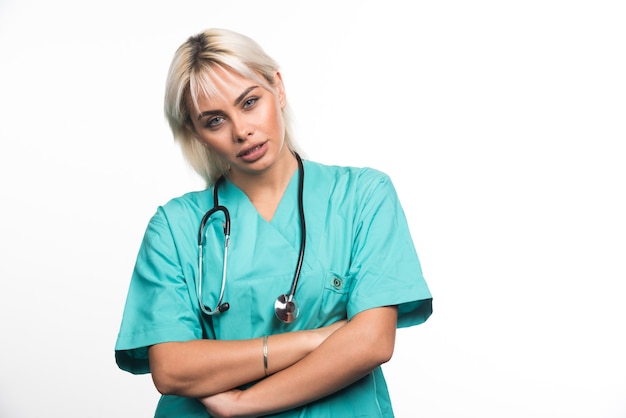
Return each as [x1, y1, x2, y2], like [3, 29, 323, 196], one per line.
[148, 305, 398, 417]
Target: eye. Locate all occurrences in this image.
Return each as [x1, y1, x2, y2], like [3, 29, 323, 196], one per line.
[206, 116, 224, 128]
[243, 97, 258, 109]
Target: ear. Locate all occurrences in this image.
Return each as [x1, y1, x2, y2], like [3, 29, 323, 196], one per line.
[273, 71, 286, 108]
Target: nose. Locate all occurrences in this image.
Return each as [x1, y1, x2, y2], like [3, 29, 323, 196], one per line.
[233, 116, 253, 143]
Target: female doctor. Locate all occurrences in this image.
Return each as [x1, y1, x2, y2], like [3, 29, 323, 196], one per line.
[115, 28, 433, 417]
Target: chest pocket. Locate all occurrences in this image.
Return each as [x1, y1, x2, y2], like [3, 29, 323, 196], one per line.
[315, 271, 353, 322]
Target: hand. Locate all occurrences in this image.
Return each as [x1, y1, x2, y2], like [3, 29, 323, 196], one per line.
[199, 388, 245, 418]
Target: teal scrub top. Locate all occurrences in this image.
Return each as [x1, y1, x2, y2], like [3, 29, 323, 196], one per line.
[115, 160, 432, 417]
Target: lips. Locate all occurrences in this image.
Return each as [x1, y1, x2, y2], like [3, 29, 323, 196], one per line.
[237, 141, 267, 162]
[238, 144, 262, 157]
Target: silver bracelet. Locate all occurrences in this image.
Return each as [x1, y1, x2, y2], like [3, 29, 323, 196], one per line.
[263, 335, 269, 376]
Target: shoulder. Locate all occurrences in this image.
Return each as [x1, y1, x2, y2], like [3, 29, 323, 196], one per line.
[303, 159, 390, 183]
[303, 159, 393, 195]
[160, 189, 211, 213]
[147, 189, 213, 230]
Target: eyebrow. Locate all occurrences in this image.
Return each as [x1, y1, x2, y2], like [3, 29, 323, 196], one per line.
[197, 85, 259, 121]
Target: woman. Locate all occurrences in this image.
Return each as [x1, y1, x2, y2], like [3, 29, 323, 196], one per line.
[115, 28, 432, 417]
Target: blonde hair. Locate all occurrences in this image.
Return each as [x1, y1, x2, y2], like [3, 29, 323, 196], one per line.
[164, 28, 297, 185]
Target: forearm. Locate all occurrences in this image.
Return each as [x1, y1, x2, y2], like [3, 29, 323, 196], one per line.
[234, 306, 398, 416]
[149, 329, 320, 398]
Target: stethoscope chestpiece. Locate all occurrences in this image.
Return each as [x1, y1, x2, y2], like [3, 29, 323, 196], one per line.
[274, 294, 299, 323]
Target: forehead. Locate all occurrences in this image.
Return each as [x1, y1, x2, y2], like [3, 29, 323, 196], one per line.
[188, 65, 269, 111]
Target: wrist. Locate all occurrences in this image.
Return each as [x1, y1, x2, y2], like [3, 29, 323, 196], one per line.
[263, 335, 269, 376]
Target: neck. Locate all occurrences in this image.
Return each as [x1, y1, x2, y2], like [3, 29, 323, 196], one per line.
[231, 147, 298, 192]
[230, 148, 300, 222]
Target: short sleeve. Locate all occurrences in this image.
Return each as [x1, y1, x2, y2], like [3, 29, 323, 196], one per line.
[115, 207, 203, 374]
[346, 170, 432, 328]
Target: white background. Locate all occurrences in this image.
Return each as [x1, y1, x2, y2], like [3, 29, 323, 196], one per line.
[1, 1, 625, 417]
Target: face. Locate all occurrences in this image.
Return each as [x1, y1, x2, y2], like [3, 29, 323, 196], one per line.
[188, 66, 288, 178]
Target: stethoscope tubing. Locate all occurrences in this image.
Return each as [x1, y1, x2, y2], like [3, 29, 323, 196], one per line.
[197, 153, 305, 321]
[288, 155, 306, 300]
[197, 204, 230, 316]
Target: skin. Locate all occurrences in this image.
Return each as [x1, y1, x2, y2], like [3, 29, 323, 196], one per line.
[190, 65, 296, 221]
[148, 66, 399, 417]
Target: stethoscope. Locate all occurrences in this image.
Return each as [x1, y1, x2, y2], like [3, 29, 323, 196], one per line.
[196, 152, 306, 323]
